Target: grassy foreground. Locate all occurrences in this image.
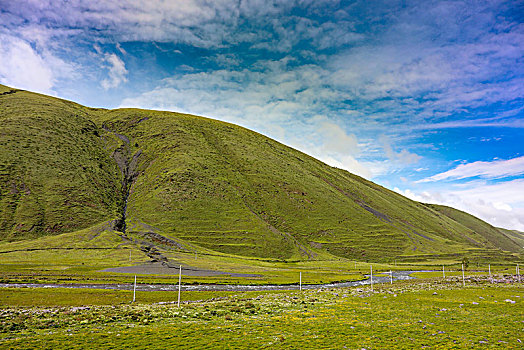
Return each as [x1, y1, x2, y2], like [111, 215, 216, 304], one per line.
[1, 279, 522, 349]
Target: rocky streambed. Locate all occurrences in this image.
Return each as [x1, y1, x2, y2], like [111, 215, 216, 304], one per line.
[0, 271, 416, 292]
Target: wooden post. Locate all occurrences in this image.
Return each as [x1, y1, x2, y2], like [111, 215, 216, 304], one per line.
[370, 265, 373, 292]
[489, 264, 492, 283]
[443, 265, 445, 279]
[462, 263, 465, 287]
[517, 264, 520, 283]
[178, 265, 182, 307]
[390, 270, 393, 284]
[133, 275, 136, 303]
[299, 272, 302, 291]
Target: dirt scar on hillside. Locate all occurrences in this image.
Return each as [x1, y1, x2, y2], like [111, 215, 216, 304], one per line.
[101, 262, 261, 277]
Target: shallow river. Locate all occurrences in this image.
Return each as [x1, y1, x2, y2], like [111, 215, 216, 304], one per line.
[0, 271, 417, 292]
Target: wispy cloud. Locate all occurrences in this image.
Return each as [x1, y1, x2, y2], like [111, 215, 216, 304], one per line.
[1, 0, 358, 51]
[395, 179, 524, 231]
[419, 156, 524, 183]
[379, 135, 422, 165]
[101, 53, 128, 90]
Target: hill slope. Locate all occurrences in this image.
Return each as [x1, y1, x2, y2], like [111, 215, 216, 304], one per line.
[428, 204, 522, 253]
[496, 227, 524, 249]
[0, 86, 122, 239]
[0, 85, 521, 262]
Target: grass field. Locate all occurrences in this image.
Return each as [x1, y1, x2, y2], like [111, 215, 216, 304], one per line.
[0, 227, 520, 287]
[1, 278, 522, 349]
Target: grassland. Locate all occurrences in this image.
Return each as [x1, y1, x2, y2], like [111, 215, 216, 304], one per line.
[1, 223, 519, 287]
[1, 278, 522, 349]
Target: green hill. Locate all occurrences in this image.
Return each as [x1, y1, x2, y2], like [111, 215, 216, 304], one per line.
[496, 227, 524, 249]
[0, 85, 522, 264]
[428, 204, 522, 253]
[0, 86, 122, 239]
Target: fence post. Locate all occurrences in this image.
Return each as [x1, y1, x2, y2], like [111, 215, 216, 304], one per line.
[133, 275, 136, 303]
[370, 265, 373, 292]
[462, 263, 465, 287]
[178, 265, 182, 307]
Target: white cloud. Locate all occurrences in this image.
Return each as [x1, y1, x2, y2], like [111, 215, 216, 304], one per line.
[324, 2, 524, 131]
[301, 117, 371, 178]
[120, 59, 339, 123]
[4, 0, 354, 51]
[380, 135, 422, 165]
[317, 154, 372, 179]
[419, 156, 524, 182]
[101, 53, 128, 90]
[0, 35, 54, 93]
[314, 117, 359, 155]
[395, 179, 524, 231]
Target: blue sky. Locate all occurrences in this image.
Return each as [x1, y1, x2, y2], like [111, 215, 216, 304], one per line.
[1, 0, 523, 230]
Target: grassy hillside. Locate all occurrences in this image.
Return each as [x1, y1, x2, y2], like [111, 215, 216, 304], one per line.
[0, 87, 122, 239]
[428, 204, 522, 253]
[0, 85, 521, 264]
[496, 227, 524, 249]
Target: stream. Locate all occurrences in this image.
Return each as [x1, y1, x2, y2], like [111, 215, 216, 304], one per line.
[0, 271, 416, 292]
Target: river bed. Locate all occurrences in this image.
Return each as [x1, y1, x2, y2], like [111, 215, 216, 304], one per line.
[0, 271, 417, 292]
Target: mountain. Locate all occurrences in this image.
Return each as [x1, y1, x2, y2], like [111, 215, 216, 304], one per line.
[0, 85, 521, 262]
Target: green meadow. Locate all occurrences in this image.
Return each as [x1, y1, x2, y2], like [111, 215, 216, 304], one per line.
[1, 279, 522, 349]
